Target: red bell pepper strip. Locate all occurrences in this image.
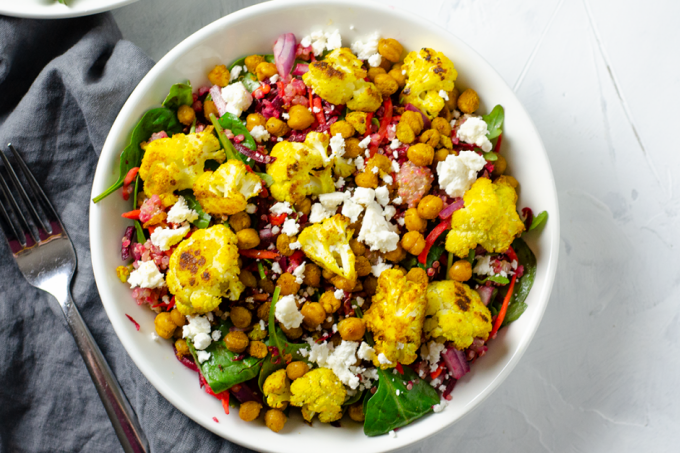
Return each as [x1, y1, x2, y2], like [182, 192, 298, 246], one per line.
[494, 133, 503, 153]
[430, 363, 445, 380]
[121, 209, 141, 220]
[489, 245, 518, 338]
[417, 218, 451, 264]
[270, 213, 287, 226]
[363, 112, 374, 138]
[253, 84, 271, 100]
[238, 249, 281, 259]
[369, 98, 393, 158]
[312, 97, 325, 125]
[123, 167, 140, 187]
[395, 362, 404, 375]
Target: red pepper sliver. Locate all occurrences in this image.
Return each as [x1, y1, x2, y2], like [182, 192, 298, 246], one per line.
[270, 213, 287, 226]
[430, 363, 445, 380]
[121, 209, 141, 220]
[221, 398, 230, 415]
[123, 167, 140, 187]
[369, 98, 394, 158]
[125, 314, 140, 331]
[364, 112, 374, 138]
[494, 133, 503, 153]
[395, 362, 404, 375]
[417, 218, 451, 264]
[238, 249, 280, 259]
[313, 97, 325, 125]
[489, 273, 517, 338]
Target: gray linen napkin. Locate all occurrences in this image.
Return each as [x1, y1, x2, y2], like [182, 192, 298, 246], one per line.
[0, 14, 252, 453]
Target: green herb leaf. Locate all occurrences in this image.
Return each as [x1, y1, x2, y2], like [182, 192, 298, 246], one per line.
[178, 190, 211, 229]
[218, 112, 257, 151]
[529, 210, 548, 231]
[228, 56, 247, 71]
[240, 74, 262, 93]
[343, 389, 365, 407]
[490, 237, 536, 326]
[93, 108, 182, 202]
[363, 366, 440, 437]
[482, 105, 504, 140]
[162, 81, 193, 111]
[482, 151, 498, 161]
[477, 275, 510, 285]
[418, 236, 447, 270]
[256, 172, 274, 187]
[466, 248, 475, 265]
[132, 175, 145, 243]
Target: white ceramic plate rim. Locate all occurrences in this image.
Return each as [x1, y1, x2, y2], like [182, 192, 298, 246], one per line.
[0, 0, 138, 19]
[90, 1, 560, 451]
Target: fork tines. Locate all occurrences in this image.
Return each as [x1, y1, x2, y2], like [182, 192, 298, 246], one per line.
[0, 144, 60, 252]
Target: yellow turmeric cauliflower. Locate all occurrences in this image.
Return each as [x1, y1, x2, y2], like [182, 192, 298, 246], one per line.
[263, 369, 291, 409]
[290, 368, 346, 423]
[363, 269, 428, 369]
[192, 160, 262, 216]
[266, 132, 335, 204]
[424, 280, 492, 349]
[166, 224, 244, 315]
[139, 128, 225, 207]
[298, 214, 356, 284]
[401, 48, 457, 119]
[302, 48, 382, 112]
[445, 176, 525, 258]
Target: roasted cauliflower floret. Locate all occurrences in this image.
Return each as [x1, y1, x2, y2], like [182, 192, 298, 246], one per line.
[298, 214, 356, 284]
[401, 48, 457, 119]
[139, 128, 225, 206]
[302, 48, 382, 112]
[290, 368, 346, 423]
[266, 132, 335, 204]
[424, 280, 492, 349]
[363, 269, 428, 369]
[192, 160, 262, 216]
[166, 224, 244, 315]
[445, 176, 525, 258]
[263, 369, 291, 409]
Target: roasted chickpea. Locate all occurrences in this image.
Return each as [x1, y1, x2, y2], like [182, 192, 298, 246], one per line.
[322, 268, 336, 280]
[419, 129, 440, 148]
[367, 154, 392, 174]
[230, 306, 252, 329]
[330, 121, 355, 139]
[266, 117, 290, 137]
[438, 106, 453, 122]
[286, 361, 309, 380]
[457, 88, 480, 114]
[367, 67, 386, 82]
[248, 324, 267, 341]
[174, 339, 190, 359]
[449, 260, 472, 282]
[331, 275, 355, 292]
[280, 324, 303, 340]
[301, 302, 326, 329]
[224, 331, 249, 353]
[248, 340, 268, 359]
[363, 275, 378, 296]
[374, 73, 399, 97]
[169, 309, 186, 327]
[417, 195, 443, 220]
[255, 61, 277, 81]
[295, 197, 312, 216]
[203, 100, 219, 119]
[177, 105, 196, 126]
[276, 233, 295, 257]
[277, 273, 300, 296]
[239, 401, 262, 422]
[434, 148, 449, 163]
[154, 312, 176, 339]
[408, 143, 434, 167]
[348, 402, 365, 422]
[320, 290, 341, 314]
[492, 154, 507, 176]
[229, 211, 251, 232]
[406, 267, 428, 286]
[207, 64, 230, 87]
[244, 55, 266, 73]
[258, 277, 275, 294]
[344, 137, 363, 158]
[431, 117, 452, 137]
[395, 121, 416, 144]
[256, 301, 271, 320]
[349, 238, 366, 256]
[265, 409, 287, 433]
[356, 256, 372, 277]
[236, 228, 260, 249]
[379, 56, 393, 71]
[383, 244, 407, 262]
[439, 134, 453, 150]
[445, 87, 459, 111]
[401, 231, 426, 255]
[400, 111, 424, 135]
[355, 171, 379, 189]
[346, 112, 368, 135]
[246, 113, 267, 131]
[338, 317, 365, 341]
[287, 104, 315, 130]
[351, 280, 364, 293]
[378, 38, 404, 63]
[500, 174, 519, 188]
[404, 208, 427, 232]
[388, 64, 406, 88]
[303, 263, 321, 287]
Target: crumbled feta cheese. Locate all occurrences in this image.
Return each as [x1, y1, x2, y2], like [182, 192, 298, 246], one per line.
[439, 90, 449, 101]
[375, 186, 390, 206]
[330, 134, 346, 158]
[259, 319, 266, 331]
[312, 106, 321, 113]
[457, 116, 493, 152]
[356, 296, 365, 307]
[371, 257, 392, 277]
[281, 218, 299, 236]
[396, 216, 405, 226]
[319, 191, 349, 210]
[437, 151, 487, 198]
[334, 289, 345, 300]
[334, 177, 345, 189]
[182, 315, 211, 343]
[275, 295, 304, 329]
[389, 139, 402, 150]
[197, 350, 211, 364]
[358, 136, 371, 149]
[433, 399, 449, 413]
[269, 74, 279, 83]
[396, 389, 401, 396]
[393, 196, 403, 205]
[371, 166, 379, 174]
[150, 224, 190, 251]
[167, 196, 199, 224]
[473, 255, 494, 276]
[292, 262, 306, 284]
[270, 201, 293, 216]
[368, 53, 382, 67]
[271, 261, 282, 274]
[389, 430, 397, 438]
[229, 65, 243, 82]
[289, 241, 301, 250]
[249, 125, 270, 143]
[302, 30, 342, 56]
[271, 226, 281, 235]
[151, 332, 160, 342]
[420, 341, 446, 372]
[325, 29, 342, 51]
[357, 342, 375, 361]
[382, 174, 393, 185]
[359, 202, 400, 253]
[354, 155, 365, 171]
[309, 202, 335, 223]
[340, 199, 363, 223]
[211, 330, 222, 342]
[352, 187, 375, 205]
[391, 160, 400, 174]
[193, 332, 212, 350]
[305, 339, 362, 389]
[351, 32, 380, 60]
[383, 205, 397, 221]
[282, 112, 290, 120]
[246, 203, 257, 214]
[221, 81, 253, 117]
[128, 261, 165, 289]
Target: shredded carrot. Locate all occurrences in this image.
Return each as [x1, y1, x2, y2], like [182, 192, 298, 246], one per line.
[121, 209, 141, 220]
[430, 363, 445, 380]
[489, 247, 518, 338]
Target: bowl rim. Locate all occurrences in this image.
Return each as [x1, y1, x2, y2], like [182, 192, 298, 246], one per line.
[0, 0, 139, 19]
[89, 0, 560, 451]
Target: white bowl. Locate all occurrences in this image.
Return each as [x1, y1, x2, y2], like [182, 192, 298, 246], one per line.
[90, 1, 560, 451]
[0, 0, 138, 19]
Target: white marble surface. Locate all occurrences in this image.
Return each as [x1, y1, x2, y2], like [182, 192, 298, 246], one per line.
[112, 0, 680, 451]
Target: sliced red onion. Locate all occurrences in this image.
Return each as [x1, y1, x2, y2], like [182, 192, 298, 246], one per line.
[233, 142, 276, 164]
[438, 198, 464, 220]
[404, 103, 431, 129]
[273, 33, 297, 78]
[292, 63, 309, 75]
[259, 227, 274, 241]
[442, 378, 457, 400]
[476, 285, 494, 306]
[125, 314, 140, 331]
[121, 226, 134, 261]
[442, 347, 470, 380]
[209, 85, 227, 117]
[229, 326, 247, 332]
[229, 382, 263, 405]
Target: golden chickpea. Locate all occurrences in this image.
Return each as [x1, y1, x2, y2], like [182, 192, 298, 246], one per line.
[344, 138, 364, 158]
[364, 275, 378, 296]
[169, 309, 186, 327]
[400, 111, 424, 135]
[367, 67, 386, 82]
[348, 402, 365, 422]
[174, 339, 190, 358]
[230, 306, 253, 329]
[351, 280, 364, 293]
[286, 361, 309, 380]
[203, 100, 219, 119]
[346, 112, 368, 135]
[229, 211, 251, 232]
[276, 234, 295, 257]
[255, 61, 278, 81]
[224, 331, 249, 353]
[374, 73, 399, 97]
[248, 324, 267, 341]
[401, 231, 426, 255]
[408, 143, 434, 167]
[439, 134, 453, 150]
[266, 117, 290, 137]
[356, 256, 372, 277]
[322, 268, 336, 280]
[265, 409, 287, 433]
[434, 148, 449, 163]
[248, 340, 268, 359]
[404, 208, 427, 232]
[349, 238, 366, 256]
[378, 38, 404, 63]
[287, 104, 315, 130]
[244, 55, 265, 74]
[492, 154, 507, 176]
[280, 324, 303, 340]
[303, 263, 321, 287]
[320, 290, 341, 314]
[207, 64, 230, 87]
[177, 105, 196, 126]
[395, 121, 415, 144]
[406, 267, 428, 286]
[379, 57, 393, 72]
[239, 401, 262, 422]
[256, 301, 271, 320]
[367, 154, 392, 174]
[431, 117, 452, 137]
[330, 120, 355, 139]
[154, 312, 176, 339]
[383, 244, 407, 262]
[236, 228, 260, 249]
[419, 129, 440, 148]
[277, 273, 300, 296]
[338, 317, 365, 341]
[457, 88, 480, 114]
[438, 106, 453, 122]
[246, 113, 267, 132]
[449, 260, 472, 282]
[499, 174, 519, 188]
[355, 171, 379, 189]
[295, 197, 312, 216]
[259, 277, 276, 294]
[417, 195, 443, 220]
[445, 87, 459, 111]
[331, 275, 356, 292]
[389, 64, 406, 88]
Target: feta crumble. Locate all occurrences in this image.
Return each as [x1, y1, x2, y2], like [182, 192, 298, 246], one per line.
[167, 196, 199, 224]
[359, 202, 400, 253]
[329, 134, 346, 158]
[245, 203, 257, 214]
[271, 261, 283, 274]
[128, 261, 165, 289]
[457, 116, 493, 152]
[334, 289, 345, 300]
[281, 218, 300, 236]
[420, 341, 446, 372]
[439, 89, 449, 101]
[269, 74, 280, 83]
[150, 224, 190, 251]
[368, 53, 382, 68]
[249, 125, 270, 143]
[357, 342, 375, 361]
[433, 399, 449, 413]
[358, 136, 371, 149]
[211, 330, 222, 342]
[292, 262, 306, 285]
[270, 201, 293, 215]
[275, 295, 304, 329]
[289, 241, 301, 250]
[197, 350, 211, 364]
[436, 151, 487, 198]
[351, 32, 380, 60]
[375, 186, 390, 206]
[377, 352, 393, 366]
[220, 81, 253, 117]
[229, 65, 243, 82]
[193, 333, 212, 350]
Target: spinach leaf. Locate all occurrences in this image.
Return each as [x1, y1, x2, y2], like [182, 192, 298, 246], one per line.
[418, 236, 447, 270]
[476, 275, 510, 285]
[210, 114, 255, 166]
[481, 151, 498, 161]
[529, 210, 548, 231]
[343, 389, 365, 407]
[363, 365, 440, 437]
[188, 320, 264, 394]
[501, 237, 536, 326]
[93, 108, 182, 202]
[132, 175, 145, 243]
[482, 105, 504, 140]
[162, 81, 193, 111]
[256, 172, 274, 187]
[228, 56, 247, 71]
[218, 113, 257, 151]
[400, 255, 418, 271]
[178, 190, 211, 229]
[240, 74, 262, 93]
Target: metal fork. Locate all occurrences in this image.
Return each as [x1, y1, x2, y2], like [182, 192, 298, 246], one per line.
[0, 144, 149, 453]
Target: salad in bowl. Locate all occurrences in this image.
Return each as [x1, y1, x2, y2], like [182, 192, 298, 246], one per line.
[93, 26, 548, 439]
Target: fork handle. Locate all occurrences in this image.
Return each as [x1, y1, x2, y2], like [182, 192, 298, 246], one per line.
[63, 292, 149, 453]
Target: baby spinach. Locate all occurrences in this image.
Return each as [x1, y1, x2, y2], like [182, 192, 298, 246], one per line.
[177, 190, 211, 229]
[188, 320, 264, 394]
[210, 114, 255, 166]
[218, 113, 256, 151]
[132, 175, 145, 243]
[481, 151, 498, 161]
[500, 237, 537, 326]
[476, 275, 510, 285]
[482, 105, 504, 140]
[93, 108, 182, 203]
[162, 81, 193, 111]
[363, 365, 440, 437]
[418, 236, 447, 270]
[343, 389, 365, 407]
[228, 56, 247, 71]
[528, 210, 548, 231]
[256, 172, 274, 187]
